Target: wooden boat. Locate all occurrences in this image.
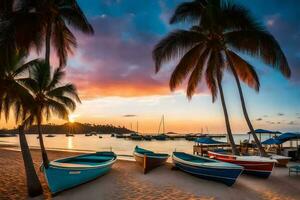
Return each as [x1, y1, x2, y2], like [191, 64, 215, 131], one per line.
[42, 152, 117, 194]
[270, 154, 291, 167]
[208, 151, 276, 178]
[172, 152, 243, 186]
[134, 146, 169, 174]
[65, 133, 74, 137]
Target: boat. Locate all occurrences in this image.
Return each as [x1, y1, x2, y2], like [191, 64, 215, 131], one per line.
[46, 134, 55, 137]
[143, 135, 152, 141]
[130, 133, 143, 141]
[154, 115, 168, 141]
[0, 133, 17, 137]
[134, 146, 169, 174]
[99, 136, 103, 139]
[85, 133, 92, 136]
[208, 151, 276, 178]
[270, 154, 291, 167]
[65, 133, 74, 137]
[42, 152, 117, 194]
[172, 152, 243, 186]
[153, 134, 168, 141]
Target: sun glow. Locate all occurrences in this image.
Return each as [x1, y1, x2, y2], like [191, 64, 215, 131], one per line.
[68, 114, 78, 123]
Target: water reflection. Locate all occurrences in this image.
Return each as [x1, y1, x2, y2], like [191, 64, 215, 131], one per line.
[67, 137, 73, 149]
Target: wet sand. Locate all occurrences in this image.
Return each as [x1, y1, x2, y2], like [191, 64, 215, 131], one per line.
[0, 146, 300, 200]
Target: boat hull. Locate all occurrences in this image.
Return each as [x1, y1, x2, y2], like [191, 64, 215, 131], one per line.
[208, 151, 275, 178]
[172, 153, 243, 186]
[134, 152, 168, 174]
[43, 152, 117, 194]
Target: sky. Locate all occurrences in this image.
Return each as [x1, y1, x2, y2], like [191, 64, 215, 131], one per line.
[1, 0, 300, 134]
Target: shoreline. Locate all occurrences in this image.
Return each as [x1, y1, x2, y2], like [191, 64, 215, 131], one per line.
[1, 145, 300, 200]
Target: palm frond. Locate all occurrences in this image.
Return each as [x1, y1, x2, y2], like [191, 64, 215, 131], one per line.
[170, 44, 205, 91]
[153, 30, 206, 73]
[52, 95, 76, 111]
[47, 66, 65, 90]
[46, 98, 69, 120]
[52, 18, 77, 67]
[59, 0, 94, 34]
[186, 48, 210, 99]
[170, 0, 207, 24]
[225, 30, 291, 78]
[13, 59, 41, 77]
[205, 51, 219, 102]
[220, 1, 262, 32]
[226, 50, 260, 91]
[47, 83, 81, 103]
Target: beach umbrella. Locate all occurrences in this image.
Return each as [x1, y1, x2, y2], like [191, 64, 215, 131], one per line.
[276, 132, 300, 141]
[247, 129, 282, 141]
[261, 138, 283, 145]
[195, 137, 226, 145]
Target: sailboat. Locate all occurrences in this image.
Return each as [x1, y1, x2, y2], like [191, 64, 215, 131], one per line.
[153, 115, 168, 141]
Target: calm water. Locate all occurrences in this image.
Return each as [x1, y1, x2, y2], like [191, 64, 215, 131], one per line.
[0, 134, 273, 156]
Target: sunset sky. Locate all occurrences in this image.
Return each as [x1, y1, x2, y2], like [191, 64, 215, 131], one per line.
[1, 0, 300, 134]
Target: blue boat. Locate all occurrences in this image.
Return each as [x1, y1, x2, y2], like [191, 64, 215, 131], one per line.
[172, 152, 243, 186]
[42, 152, 117, 194]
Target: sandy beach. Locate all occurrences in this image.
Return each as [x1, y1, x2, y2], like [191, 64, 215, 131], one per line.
[0, 146, 300, 200]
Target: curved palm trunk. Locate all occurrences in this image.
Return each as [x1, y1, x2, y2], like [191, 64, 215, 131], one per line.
[45, 23, 52, 66]
[19, 125, 43, 197]
[37, 123, 49, 168]
[226, 54, 267, 157]
[216, 78, 239, 155]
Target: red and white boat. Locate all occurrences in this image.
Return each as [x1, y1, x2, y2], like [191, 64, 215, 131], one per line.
[208, 151, 277, 178]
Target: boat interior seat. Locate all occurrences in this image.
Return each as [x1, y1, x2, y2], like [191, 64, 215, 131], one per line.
[79, 156, 112, 161]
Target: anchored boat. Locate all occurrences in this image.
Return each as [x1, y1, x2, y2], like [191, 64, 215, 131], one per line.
[134, 146, 169, 174]
[172, 152, 243, 186]
[42, 152, 117, 194]
[208, 151, 276, 178]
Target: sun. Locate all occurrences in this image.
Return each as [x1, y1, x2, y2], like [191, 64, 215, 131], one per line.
[68, 114, 77, 123]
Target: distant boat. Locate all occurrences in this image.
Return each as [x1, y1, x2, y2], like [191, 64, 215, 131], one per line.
[42, 152, 117, 194]
[65, 133, 74, 137]
[143, 135, 152, 141]
[85, 133, 92, 136]
[0, 133, 17, 137]
[153, 134, 168, 141]
[111, 133, 115, 137]
[134, 146, 169, 174]
[99, 136, 103, 139]
[130, 133, 143, 141]
[154, 115, 168, 141]
[208, 151, 276, 178]
[172, 152, 243, 186]
[46, 134, 55, 138]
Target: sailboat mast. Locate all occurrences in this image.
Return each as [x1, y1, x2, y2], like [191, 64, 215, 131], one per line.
[162, 115, 165, 134]
[136, 121, 139, 133]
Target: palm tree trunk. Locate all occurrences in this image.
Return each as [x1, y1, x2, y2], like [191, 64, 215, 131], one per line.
[37, 123, 49, 168]
[216, 77, 239, 155]
[18, 125, 43, 197]
[45, 23, 52, 66]
[226, 53, 267, 157]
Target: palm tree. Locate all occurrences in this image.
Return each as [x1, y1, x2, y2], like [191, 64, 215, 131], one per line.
[22, 60, 81, 168]
[0, 53, 43, 197]
[154, 0, 290, 156]
[0, 0, 44, 66]
[30, 0, 94, 66]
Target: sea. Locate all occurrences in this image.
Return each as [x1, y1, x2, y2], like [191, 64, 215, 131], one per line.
[0, 133, 275, 158]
